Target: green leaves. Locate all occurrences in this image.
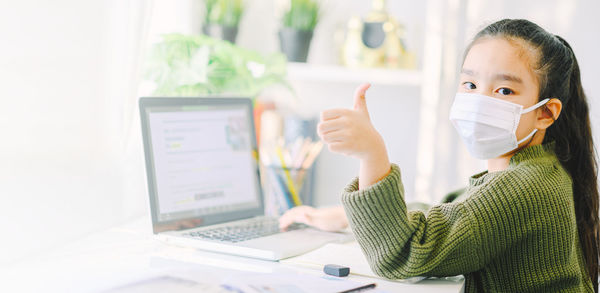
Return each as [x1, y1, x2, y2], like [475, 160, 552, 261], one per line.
[205, 0, 244, 27]
[282, 0, 320, 31]
[144, 34, 288, 97]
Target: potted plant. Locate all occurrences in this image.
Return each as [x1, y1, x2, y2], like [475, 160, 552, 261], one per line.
[279, 0, 320, 62]
[144, 34, 289, 97]
[202, 0, 244, 43]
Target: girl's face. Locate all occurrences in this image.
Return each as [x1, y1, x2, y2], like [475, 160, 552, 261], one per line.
[459, 37, 542, 154]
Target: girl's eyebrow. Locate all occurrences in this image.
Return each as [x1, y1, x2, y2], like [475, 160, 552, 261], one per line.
[461, 68, 476, 76]
[494, 73, 523, 83]
[460, 68, 523, 83]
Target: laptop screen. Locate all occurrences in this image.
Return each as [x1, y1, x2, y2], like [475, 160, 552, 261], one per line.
[140, 98, 264, 233]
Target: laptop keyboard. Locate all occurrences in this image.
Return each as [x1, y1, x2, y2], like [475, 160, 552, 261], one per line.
[184, 218, 309, 243]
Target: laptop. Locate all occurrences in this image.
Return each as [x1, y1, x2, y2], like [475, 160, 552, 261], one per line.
[139, 97, 352, 261]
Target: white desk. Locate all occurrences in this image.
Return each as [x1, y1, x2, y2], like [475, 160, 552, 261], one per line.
[2, 217, 464, 293]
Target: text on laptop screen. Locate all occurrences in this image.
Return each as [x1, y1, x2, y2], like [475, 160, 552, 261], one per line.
[147, 105, 260, 223]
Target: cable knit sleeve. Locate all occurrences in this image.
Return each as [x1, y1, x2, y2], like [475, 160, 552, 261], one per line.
[341, 164, 483, 279]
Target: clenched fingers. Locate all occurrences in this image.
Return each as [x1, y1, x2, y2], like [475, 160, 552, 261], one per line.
[321, 108, 352, 121]
[317, 118, 349, 135]
[320, 130, 347, 143]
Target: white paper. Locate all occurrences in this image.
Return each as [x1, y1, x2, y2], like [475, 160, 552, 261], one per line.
[281, 242, 425, 283]
[102, 271, 382, 293]
[221, 271, 380, 293]
[103, 275, 229, 293]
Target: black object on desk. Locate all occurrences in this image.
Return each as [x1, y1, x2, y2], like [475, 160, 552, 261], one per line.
[337, 282, 377, 293]
[324, 264, 350, 277]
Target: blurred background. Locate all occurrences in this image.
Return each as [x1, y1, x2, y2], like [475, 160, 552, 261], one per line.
[1, 0, 598, 266]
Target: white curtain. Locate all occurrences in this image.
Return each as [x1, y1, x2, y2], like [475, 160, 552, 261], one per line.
[0, 0, 153, 265]
[412, 0, 484, 203]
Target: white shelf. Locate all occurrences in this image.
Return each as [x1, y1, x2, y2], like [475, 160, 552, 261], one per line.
[286, 62, 422, 87]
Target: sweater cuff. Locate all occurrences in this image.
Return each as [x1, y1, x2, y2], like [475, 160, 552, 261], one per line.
[341, 163, 403, 201]
[340, 164, 408, 236]
[340, 164, 411, 272]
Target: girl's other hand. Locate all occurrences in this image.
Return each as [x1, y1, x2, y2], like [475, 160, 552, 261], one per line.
[278, 205, 348, 232]
[317, 83, 386, 160]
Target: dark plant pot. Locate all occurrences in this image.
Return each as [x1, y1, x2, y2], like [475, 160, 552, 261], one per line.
[203, 24, 238, 43]
[278, 28, 313, 63]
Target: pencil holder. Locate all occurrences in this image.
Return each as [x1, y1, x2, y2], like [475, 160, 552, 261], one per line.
[261, 165, 315, 216]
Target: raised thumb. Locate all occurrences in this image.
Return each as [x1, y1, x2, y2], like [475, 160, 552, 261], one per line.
[353, 83, 371, 113]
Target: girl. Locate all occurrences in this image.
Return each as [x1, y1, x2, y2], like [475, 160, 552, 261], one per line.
[279, 19, 599, 292]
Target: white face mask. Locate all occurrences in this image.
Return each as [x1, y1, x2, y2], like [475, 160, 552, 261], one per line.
[449, 92, 549, 160]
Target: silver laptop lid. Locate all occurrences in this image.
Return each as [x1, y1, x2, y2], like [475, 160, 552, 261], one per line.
[139, 97, 264, 233]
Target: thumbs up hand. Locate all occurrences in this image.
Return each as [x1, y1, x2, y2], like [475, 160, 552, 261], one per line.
[352, 83, 371, 113]
[317, 83, 387, 161]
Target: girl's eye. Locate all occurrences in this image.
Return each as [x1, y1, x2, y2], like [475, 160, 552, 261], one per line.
[497, 88, 514, 95]
[463, 82, 476, 90]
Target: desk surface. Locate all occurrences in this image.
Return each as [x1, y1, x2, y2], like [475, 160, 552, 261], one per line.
[2, 217, 464, 293]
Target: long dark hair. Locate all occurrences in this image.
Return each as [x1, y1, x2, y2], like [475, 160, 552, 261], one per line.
[470, 19, 599, 290]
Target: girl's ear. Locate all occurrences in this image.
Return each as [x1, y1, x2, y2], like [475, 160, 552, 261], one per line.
[536, 98, 562, 130]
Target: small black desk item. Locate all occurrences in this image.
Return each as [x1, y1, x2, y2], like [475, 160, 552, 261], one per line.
[337, 283, 377, 293]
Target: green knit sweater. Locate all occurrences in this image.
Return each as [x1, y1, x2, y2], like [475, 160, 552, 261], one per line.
[341, 143, 593, 292]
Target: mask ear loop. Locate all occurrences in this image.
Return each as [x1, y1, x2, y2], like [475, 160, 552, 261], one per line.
[521, 99, 552, 148]
[522, 98, 551, 114]
[526, 102, 557, 149]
